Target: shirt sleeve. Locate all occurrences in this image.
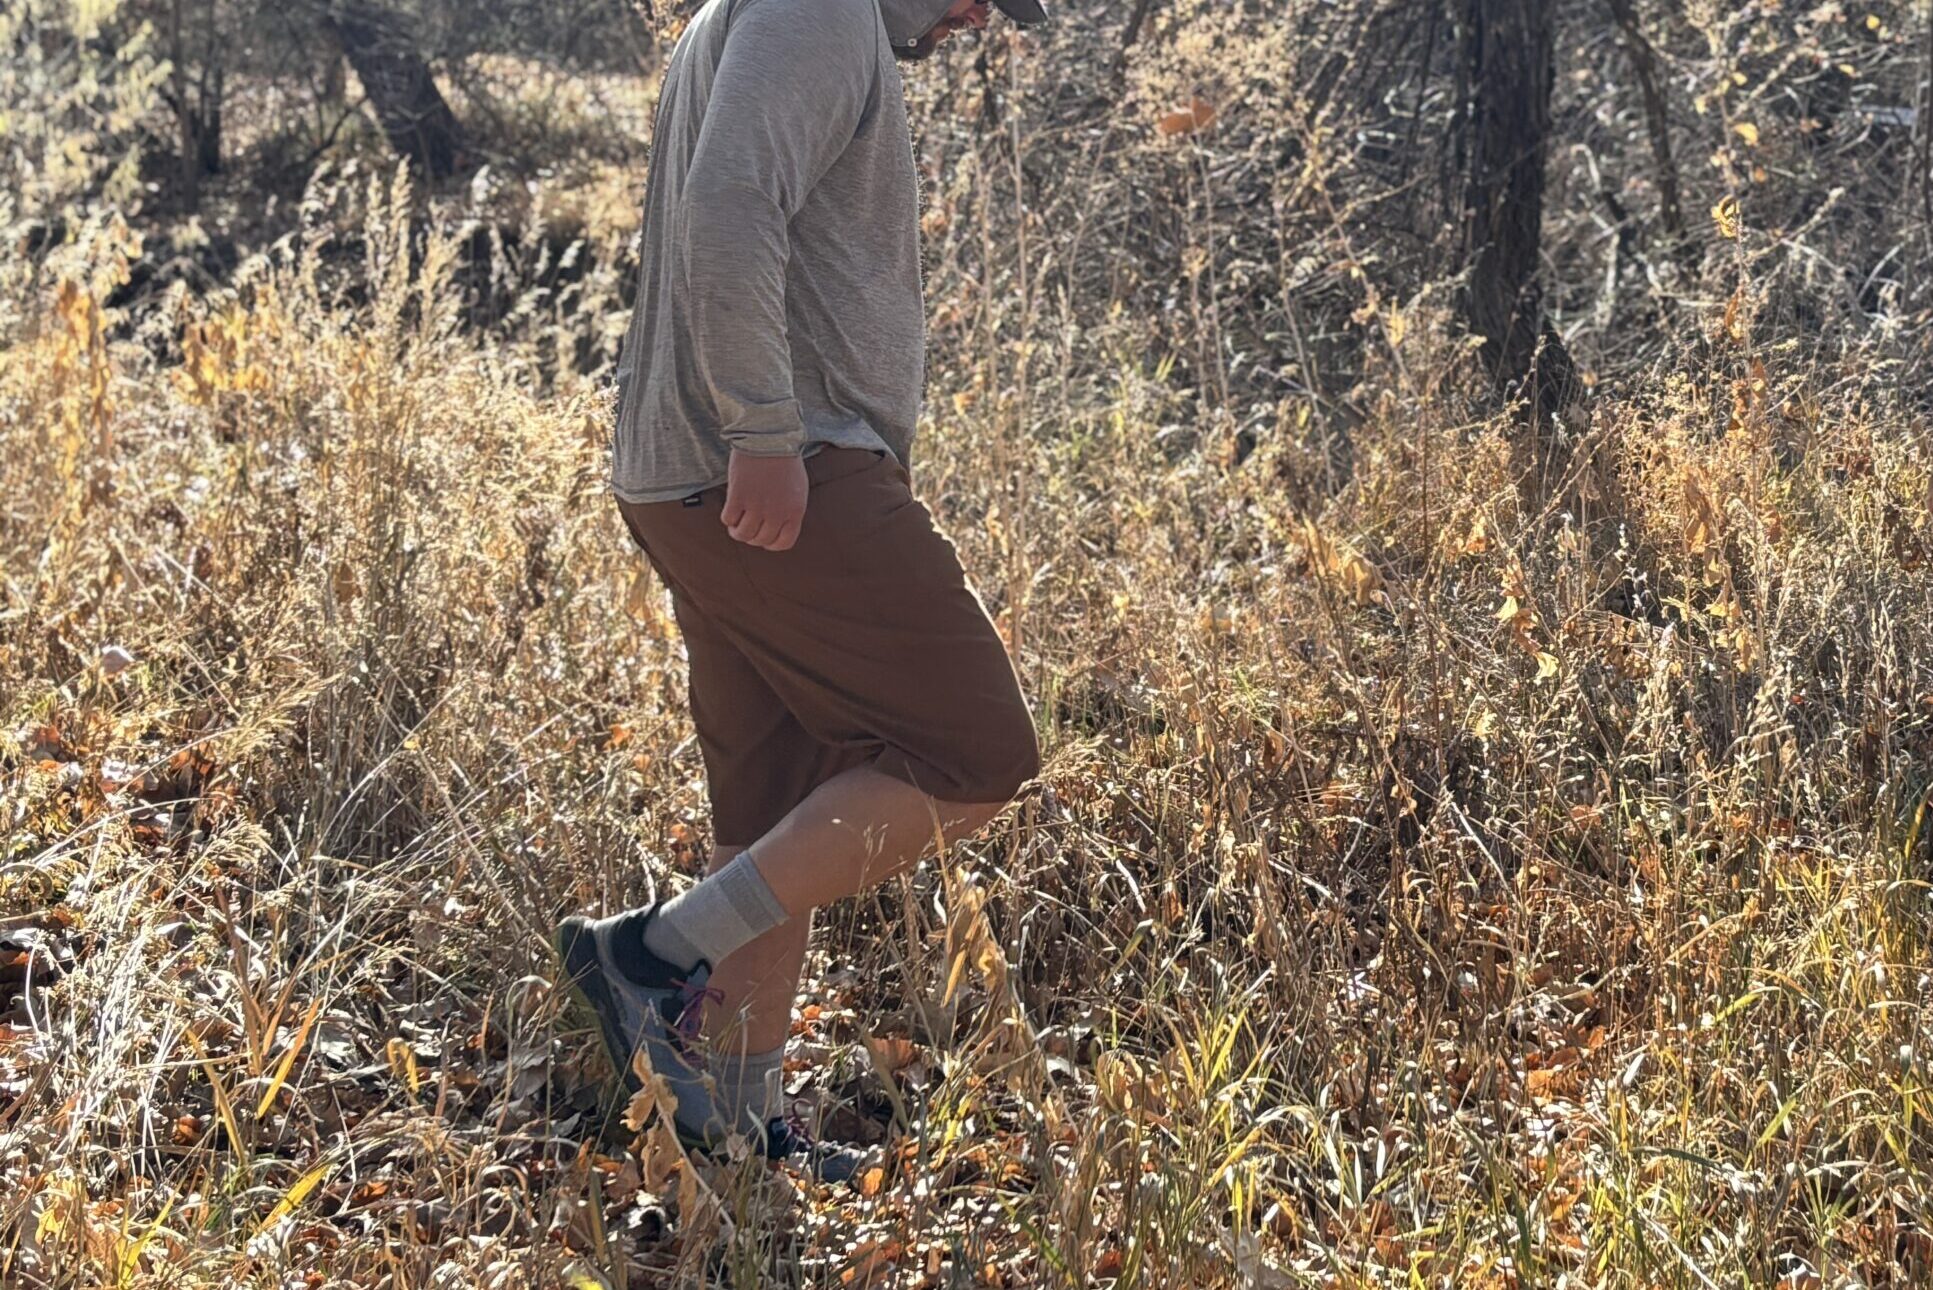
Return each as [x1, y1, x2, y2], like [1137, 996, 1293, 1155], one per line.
[680, 0, 877, 455]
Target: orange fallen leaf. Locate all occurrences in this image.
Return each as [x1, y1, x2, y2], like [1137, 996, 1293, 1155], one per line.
[1157, 98, 1218, 136]
[866, 1035, 923, 1074]
[1525, 1066, 1583, 1100]
[841, 1238, 905, 1285]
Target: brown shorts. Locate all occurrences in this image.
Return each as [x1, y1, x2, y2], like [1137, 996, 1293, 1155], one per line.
[616, 448, 1039, 847]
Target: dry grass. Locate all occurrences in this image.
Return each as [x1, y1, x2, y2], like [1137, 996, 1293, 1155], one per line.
[4, 2, 1933, 1286]
[3, 174, 1929, 1287]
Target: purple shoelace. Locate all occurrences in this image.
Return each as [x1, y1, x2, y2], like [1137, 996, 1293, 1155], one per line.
[670, 976, 724, 1051]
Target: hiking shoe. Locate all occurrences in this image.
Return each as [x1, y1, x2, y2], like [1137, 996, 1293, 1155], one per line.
[674, 1110, 872, 1186]
[557, 910, 868, 1185]
[757, 1115, 873, 1186]
[555, 906, 719, 1098]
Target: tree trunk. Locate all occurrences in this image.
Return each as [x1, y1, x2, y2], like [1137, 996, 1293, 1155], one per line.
[163, 0, 225, 200]
[322, 47, 348, 109]
[1455, 0, 1578, 415]
[168, 0, 200, 210]
[1917, 7, 1933, 235]
[322, 1, 465, 178]
[1606, 0, 1685, 246]
[196, 57, 224, 175]
[1112, 0, 1159, 78]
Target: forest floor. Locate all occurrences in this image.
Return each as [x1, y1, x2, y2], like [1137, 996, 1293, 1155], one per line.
[2, 168, 1932, 1288]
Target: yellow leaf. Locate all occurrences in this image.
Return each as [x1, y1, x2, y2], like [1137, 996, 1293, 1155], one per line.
[1712, 195, 1741, 239]
[255, 998, 324, 1120]
[385, 1037, 421, 1093]
[1536, 652, 1560, 681]
[254, 1157, 335, 1235]
[1461, 514, 1491, 555]
[1495, 596, 1520, 622]
[1721, 289, 1748, 344]
[1733, 121, 1760, 147]
[119, 1188, 178, 1285]
[1300, 519, 1386, 606]
[558, 1260, 612, 1290]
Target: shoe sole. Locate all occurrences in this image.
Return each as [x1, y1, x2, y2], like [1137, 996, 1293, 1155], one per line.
[555, 916, 644, 1098]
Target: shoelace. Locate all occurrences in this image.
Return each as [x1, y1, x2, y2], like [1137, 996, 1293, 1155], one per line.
[765, 1108, 870, 1181]
[757, 1111, 810, 1160]
[771, 1098, 834, 1156]
[670, 978, 725, 1049]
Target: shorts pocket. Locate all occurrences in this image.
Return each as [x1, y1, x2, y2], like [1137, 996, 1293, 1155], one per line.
[804, 446, 888, 490]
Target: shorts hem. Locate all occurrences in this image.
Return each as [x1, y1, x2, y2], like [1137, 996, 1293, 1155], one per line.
[872, 745, 1035, 807]
[611, 477, 728, 506]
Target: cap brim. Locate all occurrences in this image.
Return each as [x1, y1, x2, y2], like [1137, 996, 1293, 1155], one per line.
[991, 0, 1048, 25]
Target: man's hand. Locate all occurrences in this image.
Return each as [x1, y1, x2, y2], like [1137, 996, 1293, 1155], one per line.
[721, 449, 809, 550]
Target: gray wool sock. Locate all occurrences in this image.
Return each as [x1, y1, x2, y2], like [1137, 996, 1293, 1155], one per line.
[642, 852, 788, 970]
[708, 1043, 787, 1134]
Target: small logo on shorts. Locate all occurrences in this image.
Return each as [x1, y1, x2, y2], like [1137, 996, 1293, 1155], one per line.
[682, 494, 702, 508]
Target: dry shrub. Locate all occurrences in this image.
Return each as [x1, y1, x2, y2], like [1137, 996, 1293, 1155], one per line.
[1, 2, 1932, 1287]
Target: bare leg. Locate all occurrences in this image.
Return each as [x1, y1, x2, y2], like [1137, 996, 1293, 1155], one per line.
[703, 766, 1007, 1052]
[701, 844, 810, 1055]
[749, 766, 1004, 914]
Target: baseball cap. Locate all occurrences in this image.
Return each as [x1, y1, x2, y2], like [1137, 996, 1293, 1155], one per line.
[991, 0, 1048, 23]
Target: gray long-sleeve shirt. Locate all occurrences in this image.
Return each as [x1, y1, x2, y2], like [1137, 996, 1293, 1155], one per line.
[610, 0, 955, 504]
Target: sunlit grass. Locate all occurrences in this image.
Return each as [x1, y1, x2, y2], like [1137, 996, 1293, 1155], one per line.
[4, 11, 1933, 1276]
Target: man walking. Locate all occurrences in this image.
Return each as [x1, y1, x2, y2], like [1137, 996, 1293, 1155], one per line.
[557, 0, 1047, 1181]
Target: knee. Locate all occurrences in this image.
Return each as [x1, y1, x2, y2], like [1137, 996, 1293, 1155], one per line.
[931, 792, 1016, 843]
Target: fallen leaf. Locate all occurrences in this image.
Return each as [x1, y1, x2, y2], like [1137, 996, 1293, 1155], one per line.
[842, 1237, 905, 1285]
[1157, 98, 1218, 136]
[865, 1035, 923, 1075]
[1713, 194, 1741, 239]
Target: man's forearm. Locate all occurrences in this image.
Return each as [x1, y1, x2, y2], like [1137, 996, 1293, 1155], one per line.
[682, 177, 808, 456]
